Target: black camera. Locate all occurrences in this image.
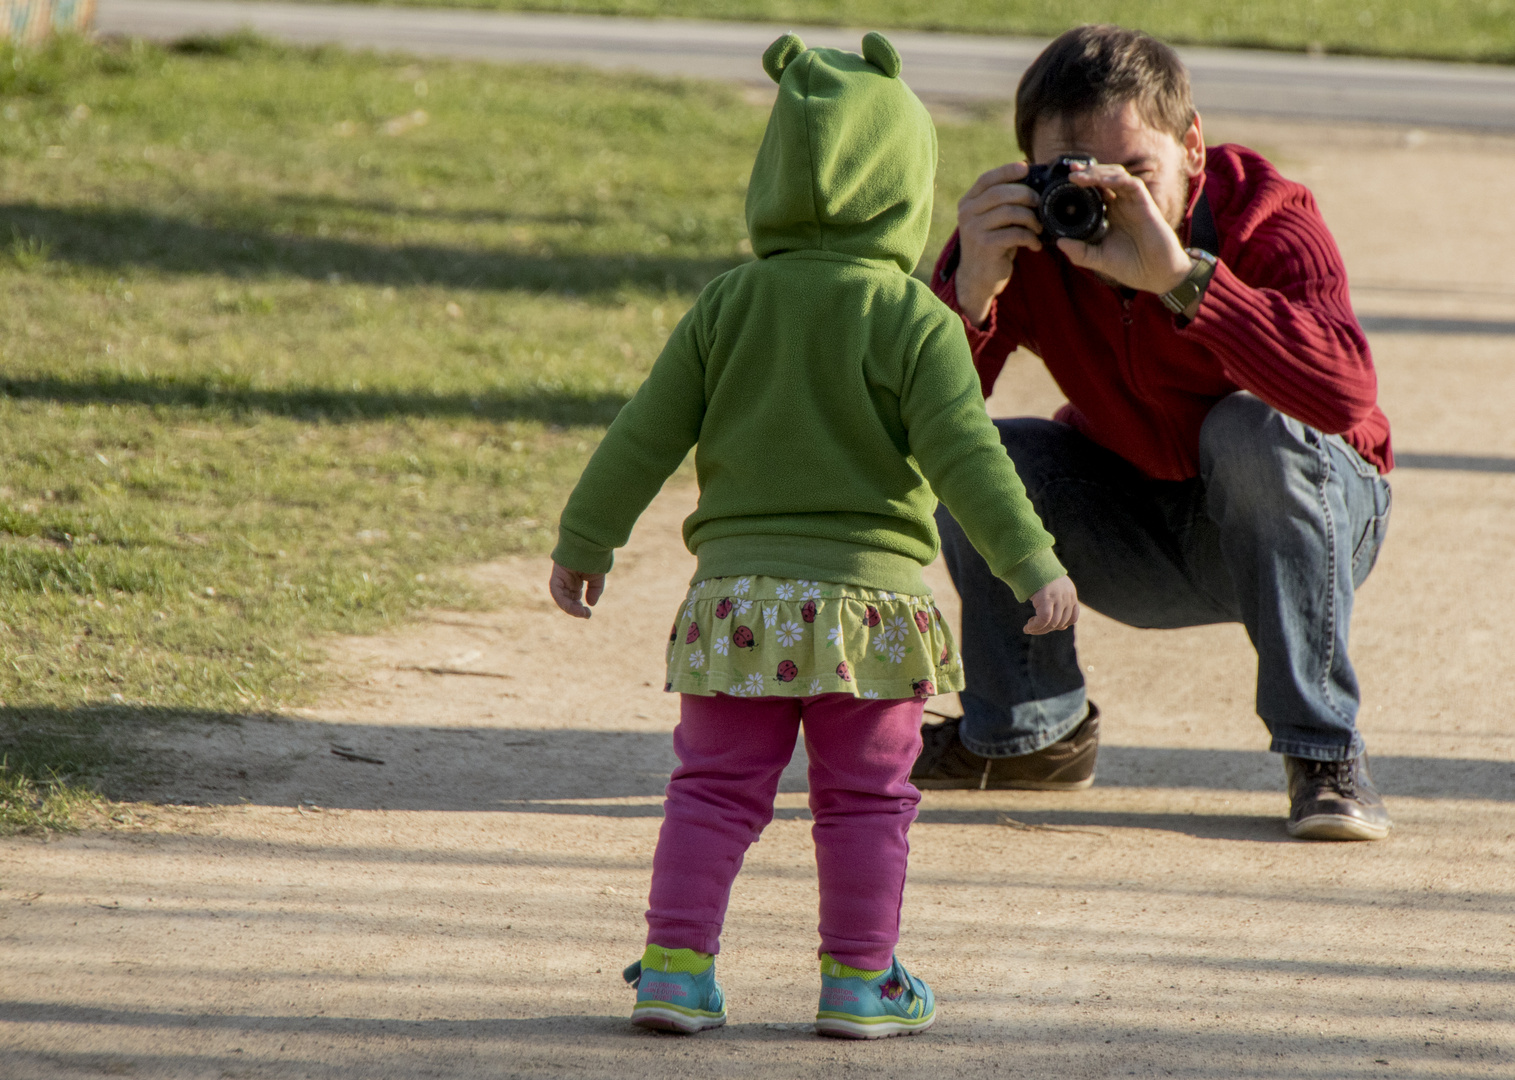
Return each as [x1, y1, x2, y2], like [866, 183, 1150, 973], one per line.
[1024, 155, 1108, 246]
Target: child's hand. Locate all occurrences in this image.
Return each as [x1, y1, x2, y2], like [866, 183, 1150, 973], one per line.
[1023, 575, 1079, 635]
[550, 562, 606, 619]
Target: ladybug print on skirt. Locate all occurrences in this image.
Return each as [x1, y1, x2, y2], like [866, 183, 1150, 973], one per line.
[664, 576, 961, 700]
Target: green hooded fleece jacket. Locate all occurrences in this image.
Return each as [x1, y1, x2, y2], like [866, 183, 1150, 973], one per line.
[553, 33, 1064, 601]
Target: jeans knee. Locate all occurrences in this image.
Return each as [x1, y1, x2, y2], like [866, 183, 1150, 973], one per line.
[1200, 392, 1311, 497]
[992, 417, 1082, 498]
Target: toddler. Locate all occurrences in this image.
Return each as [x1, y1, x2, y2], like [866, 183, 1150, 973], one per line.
[549, 32, 1078, 1039]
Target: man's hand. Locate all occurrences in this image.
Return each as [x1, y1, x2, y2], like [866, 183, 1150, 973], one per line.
[1054, 161, 1194, 296]
[1023, 575, 1079, 635]
[550, 562, 605, 619]
[953, 162, 1045, 327]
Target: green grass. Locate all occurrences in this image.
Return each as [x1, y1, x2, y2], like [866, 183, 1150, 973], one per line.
[0, 33, 1017, 827]
[0, 760, 96, 834]
[306, 0, 1515, 65]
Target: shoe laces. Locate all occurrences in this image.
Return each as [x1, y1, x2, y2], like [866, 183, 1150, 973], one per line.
[1302, 758, 1358, 799]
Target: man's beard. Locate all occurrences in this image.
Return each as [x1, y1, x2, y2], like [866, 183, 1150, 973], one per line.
[1164, 173, 1194, 233]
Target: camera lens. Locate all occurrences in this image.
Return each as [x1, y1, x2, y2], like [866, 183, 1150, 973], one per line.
[1039, 180, 1106, 243]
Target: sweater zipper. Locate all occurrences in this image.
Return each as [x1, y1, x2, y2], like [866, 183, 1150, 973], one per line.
[1118, 290, 1135, 387]
[1121, 288, 1186, 478]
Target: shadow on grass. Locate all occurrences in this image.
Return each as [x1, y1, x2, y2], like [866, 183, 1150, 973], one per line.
[268, 190, 607, 229]
[0, 372, 630, 426]
[0, 201, 742, 296]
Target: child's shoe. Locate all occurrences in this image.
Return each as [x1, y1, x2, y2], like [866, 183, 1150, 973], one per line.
[622, 944, 727, 1033]
[815, 953, 935, 1039]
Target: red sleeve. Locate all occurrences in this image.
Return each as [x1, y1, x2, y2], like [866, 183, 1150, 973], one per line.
[1180, 184, 1376, 435]
[930, 231, 1028, 399]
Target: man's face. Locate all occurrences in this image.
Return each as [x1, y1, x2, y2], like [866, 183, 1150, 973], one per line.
[1029, 100, 1204, 231]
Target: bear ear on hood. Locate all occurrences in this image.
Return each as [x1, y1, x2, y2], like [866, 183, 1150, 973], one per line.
[861, 31, 901, 78]
[762, 33, 806, 84]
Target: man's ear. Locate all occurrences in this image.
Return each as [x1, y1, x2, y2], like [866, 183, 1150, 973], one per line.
[1183, 112, 1206, 178]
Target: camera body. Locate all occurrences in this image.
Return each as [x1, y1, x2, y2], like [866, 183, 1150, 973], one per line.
[1024, 155, 1108, 247]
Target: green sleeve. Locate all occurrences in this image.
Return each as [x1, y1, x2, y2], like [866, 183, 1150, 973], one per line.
[551, 303, 707, 575]
[899, 318, 1066, 602]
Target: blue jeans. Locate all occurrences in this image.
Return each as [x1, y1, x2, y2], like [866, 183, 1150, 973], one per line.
[937, 392, 1392, 763]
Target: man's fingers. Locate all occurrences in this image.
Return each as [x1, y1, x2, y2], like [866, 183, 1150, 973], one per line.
[1057, 236, 1099, 270]
[960, 183, 1038, 221]
[584, 575, 605, 607]
[970, 225, 1042, 257]
[1023, 612, 1052, 635]
[970, 202, 1042, 234]
[963, 161, 1031, 201]
[1068, 164, 1144, 195]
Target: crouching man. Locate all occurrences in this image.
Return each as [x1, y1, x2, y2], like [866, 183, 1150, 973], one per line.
[913, 25, 1394, 840]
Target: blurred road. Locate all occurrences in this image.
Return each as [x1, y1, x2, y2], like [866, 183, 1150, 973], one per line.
[96, 0, 1515, 131]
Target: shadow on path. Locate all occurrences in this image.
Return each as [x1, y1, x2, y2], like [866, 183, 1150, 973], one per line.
[0, 1002, 1500, 1079]
[1359, 314, 1515, 336]
[1394, 452, 1515, 473]
[5, 706, 1510, 825]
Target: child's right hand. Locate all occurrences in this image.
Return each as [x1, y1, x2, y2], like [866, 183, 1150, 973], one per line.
[1023, 574, 1079, 635]
[550, 562, 606, 619]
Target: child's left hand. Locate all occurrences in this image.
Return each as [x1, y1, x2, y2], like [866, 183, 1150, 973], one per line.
[550, 562, 606, 619]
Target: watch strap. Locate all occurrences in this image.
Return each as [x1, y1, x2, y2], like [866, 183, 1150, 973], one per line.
[1161, 248, 1218, 315]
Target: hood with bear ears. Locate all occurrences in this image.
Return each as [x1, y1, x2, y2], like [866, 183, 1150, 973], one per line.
[745, 32, 937, 275]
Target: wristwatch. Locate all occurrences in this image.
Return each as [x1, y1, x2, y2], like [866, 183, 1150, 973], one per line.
[1160, 248, 1219, 315]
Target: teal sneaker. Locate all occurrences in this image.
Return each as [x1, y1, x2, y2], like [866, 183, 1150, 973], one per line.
[815, 954, 936, 1039]
[622, 944, 727, 1034]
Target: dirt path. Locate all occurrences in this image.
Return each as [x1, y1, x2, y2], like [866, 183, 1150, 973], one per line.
[3, 118, 1514, 1078]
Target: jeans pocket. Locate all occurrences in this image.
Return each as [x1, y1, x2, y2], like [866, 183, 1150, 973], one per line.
[1351, 479, 1391, 588]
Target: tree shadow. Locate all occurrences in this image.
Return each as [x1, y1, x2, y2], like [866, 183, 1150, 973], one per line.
[1394, 452, 1515, 473]
[4, 706, 1510, 839]
[0, 201, 741, 296]
[1359, 314, 1515, 336]
[0, 1002, 1498, 1079]
[0, 371, 630, 426]
[267, 190, 608, 229]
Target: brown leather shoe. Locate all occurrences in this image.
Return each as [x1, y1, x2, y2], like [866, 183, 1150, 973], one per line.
[1284, 752, 1391, 841]
[910, 705, 1099, 791]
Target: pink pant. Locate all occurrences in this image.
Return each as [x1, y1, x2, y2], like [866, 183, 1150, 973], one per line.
[646, 692, 924, 972]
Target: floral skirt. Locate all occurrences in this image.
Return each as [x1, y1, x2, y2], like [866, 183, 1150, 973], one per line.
[665, 575, 963, 701]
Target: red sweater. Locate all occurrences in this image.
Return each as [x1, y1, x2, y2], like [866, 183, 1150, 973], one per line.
[931, 143, 1392, 480]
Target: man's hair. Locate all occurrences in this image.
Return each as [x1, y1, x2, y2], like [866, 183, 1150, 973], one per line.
[1015, 25, 1195, 155]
